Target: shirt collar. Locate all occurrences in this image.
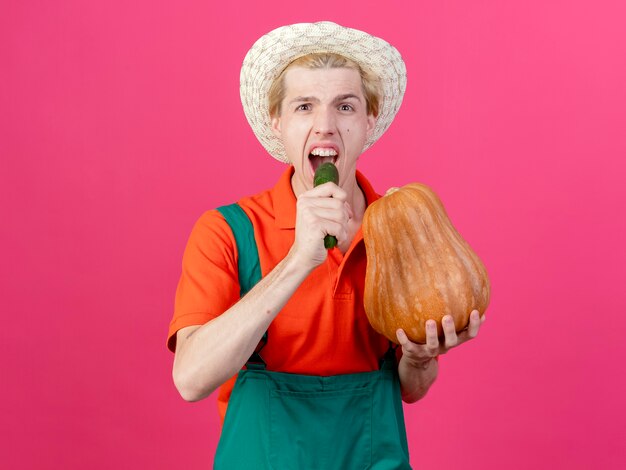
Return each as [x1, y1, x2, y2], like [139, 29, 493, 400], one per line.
[273, 166, 381, 230]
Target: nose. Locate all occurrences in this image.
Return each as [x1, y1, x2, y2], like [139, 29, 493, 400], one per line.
[313, 107, 336, 136]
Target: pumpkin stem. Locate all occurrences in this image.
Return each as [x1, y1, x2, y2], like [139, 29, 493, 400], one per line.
[385, 187, 400, 196]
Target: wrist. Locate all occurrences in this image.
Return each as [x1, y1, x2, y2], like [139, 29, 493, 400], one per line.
[285, 246, 322, 275]
[283, 248, 317, 280]
[400, 353, 438, 371]
[399, 355, 439, 403]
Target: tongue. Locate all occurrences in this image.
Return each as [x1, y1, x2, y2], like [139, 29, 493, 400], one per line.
[309, 155, 335, 172]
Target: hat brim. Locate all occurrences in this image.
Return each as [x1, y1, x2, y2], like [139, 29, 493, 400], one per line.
[240, 21, 407, 163]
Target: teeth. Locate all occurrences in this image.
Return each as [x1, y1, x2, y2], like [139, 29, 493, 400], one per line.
[310, 148, 338, 157]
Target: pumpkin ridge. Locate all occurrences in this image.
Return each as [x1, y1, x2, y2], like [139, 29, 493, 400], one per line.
[363, 205, 393, 336]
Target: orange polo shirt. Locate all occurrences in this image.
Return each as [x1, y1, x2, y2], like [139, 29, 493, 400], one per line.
[168, 166, 389, 421]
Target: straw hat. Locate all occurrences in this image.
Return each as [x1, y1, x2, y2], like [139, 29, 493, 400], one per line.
[240, 21, 407, 163]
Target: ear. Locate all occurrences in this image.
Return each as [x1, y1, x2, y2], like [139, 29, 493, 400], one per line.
[366, 114, 376, 138]
[270, 116, 282, 139]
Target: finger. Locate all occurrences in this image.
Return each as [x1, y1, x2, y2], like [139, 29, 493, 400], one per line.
[319, 221, 348, 243]
[306, 206, 350, 225]
[396, 328, 409, 347]
[297, 198, 349, 227]
[397, 329, 421, 359]
[304, 182, 348, 201]
[467, 310, 482, 338]
[442, 315, 458, 348]
[299, 196, 347, 211]
[396, 329, 420, 355]
[425, 320, 440, 355]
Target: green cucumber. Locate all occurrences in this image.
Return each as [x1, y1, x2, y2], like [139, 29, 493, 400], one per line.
[313, 162, 339, 249]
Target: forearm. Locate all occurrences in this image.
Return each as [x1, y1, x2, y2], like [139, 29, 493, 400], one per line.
[398, 355, 439, 403]
[173, 249, 312, 401]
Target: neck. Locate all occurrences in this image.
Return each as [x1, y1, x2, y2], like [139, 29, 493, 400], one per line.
[342, 173, 367, 221]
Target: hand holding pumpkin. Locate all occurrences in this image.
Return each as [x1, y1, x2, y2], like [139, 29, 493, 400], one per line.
[394, 311, 485, 402]
[396, 310, 486, 367]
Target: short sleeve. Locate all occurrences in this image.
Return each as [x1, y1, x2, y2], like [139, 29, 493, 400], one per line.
[167, 210, 240, 352]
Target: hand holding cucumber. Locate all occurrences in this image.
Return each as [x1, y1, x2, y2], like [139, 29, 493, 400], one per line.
[313, 162, 340, 249]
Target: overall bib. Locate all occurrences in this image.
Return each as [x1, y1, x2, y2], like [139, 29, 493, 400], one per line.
[213, 204, 411, 470]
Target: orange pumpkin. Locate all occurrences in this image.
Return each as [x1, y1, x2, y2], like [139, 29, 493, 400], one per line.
[362, 184, 490, 344]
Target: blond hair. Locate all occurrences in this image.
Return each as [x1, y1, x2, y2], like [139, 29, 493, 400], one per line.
[268, 53, 381, 118]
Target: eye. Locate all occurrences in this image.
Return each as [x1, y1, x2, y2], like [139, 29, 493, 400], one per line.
[339, 104, 354, 112]
[296, 103, 311, 111]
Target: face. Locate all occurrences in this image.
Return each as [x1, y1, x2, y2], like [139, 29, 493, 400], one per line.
[270, 66, 376, 196]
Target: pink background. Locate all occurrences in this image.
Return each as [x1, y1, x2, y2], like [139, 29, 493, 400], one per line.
[2, 1, 625, 468]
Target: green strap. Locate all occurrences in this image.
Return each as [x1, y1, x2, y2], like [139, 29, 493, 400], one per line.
[216, 203, 267, 367]
[216, 203, 262, 297]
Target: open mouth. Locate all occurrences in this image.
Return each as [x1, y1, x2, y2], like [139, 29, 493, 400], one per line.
[308, 148, 338, 173]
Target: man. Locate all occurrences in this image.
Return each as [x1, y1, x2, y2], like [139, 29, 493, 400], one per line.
[167, 22, 485, 469]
